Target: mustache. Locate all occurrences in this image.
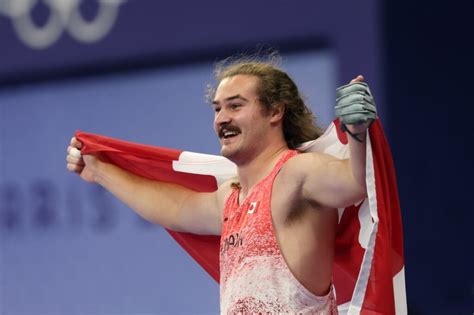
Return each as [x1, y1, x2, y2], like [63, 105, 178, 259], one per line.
[218, 124, 241, 138]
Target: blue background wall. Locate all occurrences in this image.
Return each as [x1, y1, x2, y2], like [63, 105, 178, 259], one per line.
[0, 0, 472, 314]
[0, 52, 336, 314]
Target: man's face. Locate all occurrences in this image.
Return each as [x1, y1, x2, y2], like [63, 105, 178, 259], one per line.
[212, 75, 272, 163]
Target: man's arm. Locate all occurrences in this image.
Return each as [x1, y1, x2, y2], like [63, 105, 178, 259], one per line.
[283, 152, 367, 209]
[335, 75, 376, 193]
[66, 137, 224, 235]
[282, 76, 375, 209]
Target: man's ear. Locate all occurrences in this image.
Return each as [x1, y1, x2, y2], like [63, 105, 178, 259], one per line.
[269, 102, 285, 124]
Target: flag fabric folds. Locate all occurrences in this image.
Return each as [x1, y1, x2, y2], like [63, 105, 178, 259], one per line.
[76, 119, 406, 314]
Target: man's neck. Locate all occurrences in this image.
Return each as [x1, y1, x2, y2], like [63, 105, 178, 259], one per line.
[236, 143, 288, 201]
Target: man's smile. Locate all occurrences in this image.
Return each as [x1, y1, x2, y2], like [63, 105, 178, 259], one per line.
[219, 125, 241, 140]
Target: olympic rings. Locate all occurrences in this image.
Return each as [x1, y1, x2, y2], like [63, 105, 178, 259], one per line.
[0, 0, 126, 49]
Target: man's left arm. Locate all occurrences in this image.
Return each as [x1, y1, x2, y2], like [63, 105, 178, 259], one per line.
[287, 76, 376, 209]
[338, 75, 376, 192]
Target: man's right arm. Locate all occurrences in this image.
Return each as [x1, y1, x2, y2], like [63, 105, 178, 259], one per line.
[66, 137, 223, 235]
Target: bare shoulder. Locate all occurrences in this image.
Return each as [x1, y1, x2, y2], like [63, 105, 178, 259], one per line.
[279, 150, 361, 209]
[276, 152, 345, 206]
[273, 152, 328, 198]
[280, 151, 339, 181]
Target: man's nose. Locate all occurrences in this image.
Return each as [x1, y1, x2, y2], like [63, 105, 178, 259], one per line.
[215, 109, 231, 125]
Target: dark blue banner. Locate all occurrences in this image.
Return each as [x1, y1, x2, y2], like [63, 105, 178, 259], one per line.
[0, 0, 380, 91]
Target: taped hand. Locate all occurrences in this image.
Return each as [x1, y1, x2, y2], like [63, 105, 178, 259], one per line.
[335, 81, 377, 126]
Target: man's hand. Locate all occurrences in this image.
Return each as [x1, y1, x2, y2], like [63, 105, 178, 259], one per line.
[335, 75, 377, 137]
[66, 137, 101, 183]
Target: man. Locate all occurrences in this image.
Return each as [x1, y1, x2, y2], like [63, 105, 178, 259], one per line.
[66, 59, 375, 314]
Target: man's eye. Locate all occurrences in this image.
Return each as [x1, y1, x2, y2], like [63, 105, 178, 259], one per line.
[214, 107, 221, 113]
[230, 103, 241, 109]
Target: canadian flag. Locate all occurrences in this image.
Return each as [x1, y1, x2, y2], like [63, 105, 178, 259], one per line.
[76, 119, 406, 314]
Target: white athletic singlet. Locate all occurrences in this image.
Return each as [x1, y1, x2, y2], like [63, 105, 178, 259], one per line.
[220, 150, 338, 314]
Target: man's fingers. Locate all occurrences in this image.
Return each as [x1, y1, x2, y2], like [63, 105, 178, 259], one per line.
[66, 154, 85, 165]
[67, 145, 82, 157]
[335, 77, 377, 126]
[67, 136, 87, 176]
[67, 145, 76, 155]
[70, 137, 83, 149]
[70, 147, 82, 158]
[350, 75, 365, 84]
[67, 162, 84, 173]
